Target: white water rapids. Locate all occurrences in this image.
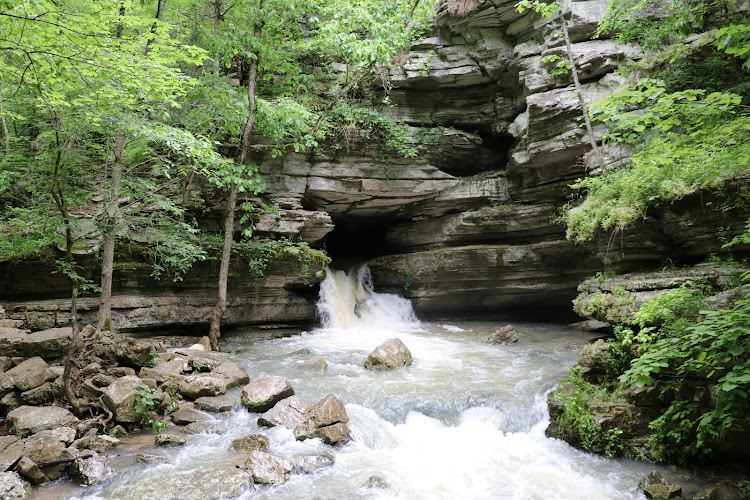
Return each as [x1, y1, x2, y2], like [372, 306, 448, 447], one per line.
[41, 265, 659, 500]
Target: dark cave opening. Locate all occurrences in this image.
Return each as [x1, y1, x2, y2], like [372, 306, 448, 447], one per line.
[322, 216, 392, 264]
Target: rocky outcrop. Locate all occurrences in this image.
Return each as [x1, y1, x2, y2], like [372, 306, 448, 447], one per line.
[485, 324, 519, 344]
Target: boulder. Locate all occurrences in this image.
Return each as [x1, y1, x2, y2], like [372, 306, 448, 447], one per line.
[22, 434, 74, 480]
[364, 338, 412, 370]
[0, 472, 31, 499]
[0, 391, 22, 414]
[0, 320, 23, 329]
[485, 325, 519, 345]
[19, 328, 73, 358]
[258, 396, 311, 429]
[293, 453, 334, 474]
[69, 452, 113, 485]
[6, 406, 78, 438]
[138, 359, 187, 384]
[0, 436, 24, 472]
[362, 475, 390, 490]
[20, 382, 59, 405]
[101, 375, 148, 423]
[108, 466, 249, 500]
[171, 406, 211, 425]
[241, 375, 295, 413]
[0, 329, 27, 357]
[95, 333, 165, 369]
[179, 375, 227, 400]
[0, 357, 14, 373]
[578, 340, 610, 383]
[300, 358, 328, 372]
[639, 470, 682, 500]
[15, 456, 48, 486]
[179, 421, 225, 435]
[211, 361, 250, 389]
[194, 395, 236, 412]
[28, 427, 75, 446]
[154, 434, 186, 446]
[293, 394, 350, 446]
[135, 452, 170, 464]
[188, 356, 220, 372]
[72, 434, 120, 453]
[245, 451, 294, 485]
[0, 357, 55, 394]
[230, 434, 269, 452]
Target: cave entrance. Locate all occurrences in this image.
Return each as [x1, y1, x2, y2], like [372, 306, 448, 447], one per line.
[321, 215, 393, 267]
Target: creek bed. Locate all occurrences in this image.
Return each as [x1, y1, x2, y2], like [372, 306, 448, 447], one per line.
[34, 268, 663, 499]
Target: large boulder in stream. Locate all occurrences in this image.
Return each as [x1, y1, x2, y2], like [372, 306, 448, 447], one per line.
[485, 325, 519, 345]
[364, 338, 412, 370]
[293, 394, 350, 446]
[241, 375, 294, 412]
[258, 395, 311, 429]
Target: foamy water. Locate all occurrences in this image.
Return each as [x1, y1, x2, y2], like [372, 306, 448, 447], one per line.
[38, 265, 656, 499]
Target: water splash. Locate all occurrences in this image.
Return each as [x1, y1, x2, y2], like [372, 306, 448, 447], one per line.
[316, 265, 419, 330]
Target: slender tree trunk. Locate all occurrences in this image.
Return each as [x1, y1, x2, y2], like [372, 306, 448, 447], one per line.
[145, 0, 168, 55]
[560, 12, 603, 168]
[98, 131, 125, 331]
[49, 114, 82, 414]
[0, 85, 10, 157]
[208, 1, 263, 350]
[212, 0, 223, 78]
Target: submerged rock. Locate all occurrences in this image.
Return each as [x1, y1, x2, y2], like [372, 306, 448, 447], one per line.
[245, 450, 294, 485]
[241, 375, 295, 412]
[362, 475, 390, 490]
[485, 325, 519, 345]
[639, 470, 682, 499]
[364, 338, 412, 370]
[154, 434, 186, 447]
[293, 453, 334, 474]
[230, 434, 269, 452]
[194, 395, 236, 412]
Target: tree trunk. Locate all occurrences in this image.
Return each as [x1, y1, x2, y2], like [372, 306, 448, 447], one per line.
[98, 131, 125, 331]
[208, 1, 264, 350]
[49, 114, 82, 414]
[560, 12, 603, 169]
[145, 0, 168, 55]
[0, 85, 10, 157]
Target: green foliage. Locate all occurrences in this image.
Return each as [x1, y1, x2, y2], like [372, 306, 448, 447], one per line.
[563, 80, 750, 242]
[540, 54, 572, 78]
[716, 24, 750, 69]
[326, 102, 418, 157]
[134, 384, 167, 433]
[0, 208, 57, 262]
[620, 286, 750, 462]
[553, 368, 611, 451]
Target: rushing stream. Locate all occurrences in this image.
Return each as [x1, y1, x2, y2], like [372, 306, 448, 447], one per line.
[39, 266, 659, 499]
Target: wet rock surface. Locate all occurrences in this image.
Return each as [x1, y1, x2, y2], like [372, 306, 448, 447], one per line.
[241, 375, 295, 412]
[364, 338, 413, 370]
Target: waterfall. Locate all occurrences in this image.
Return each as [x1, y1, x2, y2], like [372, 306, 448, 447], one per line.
[316, 265, 419, 329]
